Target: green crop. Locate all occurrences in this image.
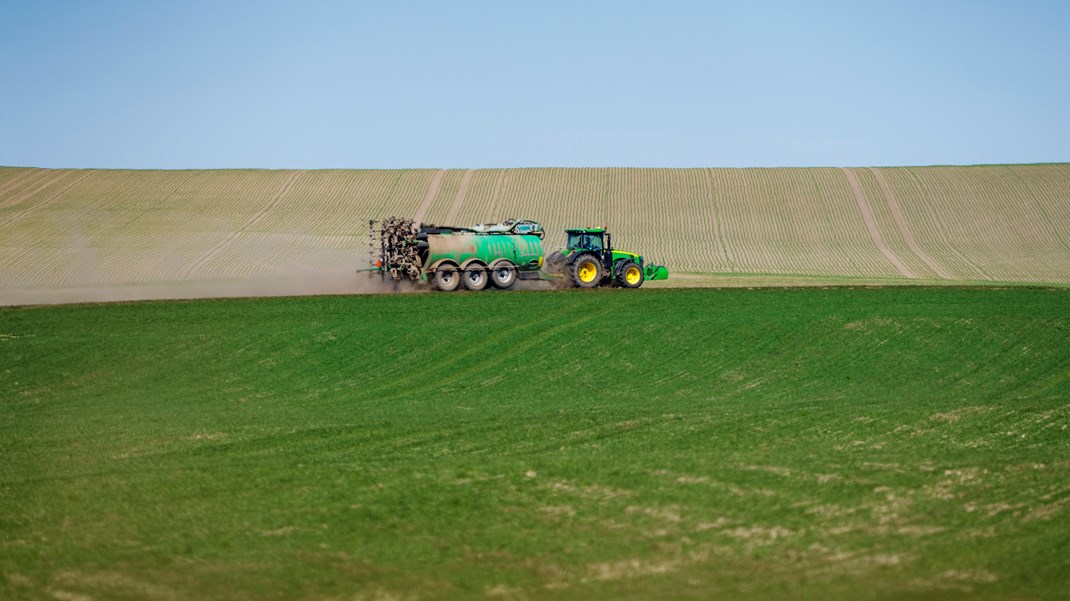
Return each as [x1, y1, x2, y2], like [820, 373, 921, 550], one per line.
[2, 287, 1068, 599]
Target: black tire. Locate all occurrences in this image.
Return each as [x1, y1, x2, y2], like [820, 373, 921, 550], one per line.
[544, 250, 568, 274]
[570, 254, 603, 288]
[616, 260, 645, 288]
[490, 262, 517, 289]
[433, 264, 460, 291]
[462, 265, 489, 291]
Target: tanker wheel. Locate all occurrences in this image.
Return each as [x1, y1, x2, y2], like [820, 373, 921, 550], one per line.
[462, 265, 489, 291]
[570, 254, 603, 288]
[544, 251, 567, 275]
[490, 262, 517, 289]
[433, 265, 461, 291]
[617, 261, 645, 288]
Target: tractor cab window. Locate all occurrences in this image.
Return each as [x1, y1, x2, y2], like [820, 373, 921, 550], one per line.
[567, 232, 603, 250]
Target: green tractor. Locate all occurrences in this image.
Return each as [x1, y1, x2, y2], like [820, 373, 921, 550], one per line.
[545, 227, 669, 288]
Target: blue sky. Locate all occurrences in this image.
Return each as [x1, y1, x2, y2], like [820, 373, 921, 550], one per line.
[2, 1, 1067, 169]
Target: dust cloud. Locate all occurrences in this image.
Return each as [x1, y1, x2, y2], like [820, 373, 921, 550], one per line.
[0, 270, 428, 306]
[0, 236, 570, 306]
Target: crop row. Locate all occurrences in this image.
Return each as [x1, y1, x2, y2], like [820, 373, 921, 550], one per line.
[1, 165, 1068, 291]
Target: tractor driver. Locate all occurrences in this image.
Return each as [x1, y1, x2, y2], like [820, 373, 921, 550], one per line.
[579, 234, 602, 250]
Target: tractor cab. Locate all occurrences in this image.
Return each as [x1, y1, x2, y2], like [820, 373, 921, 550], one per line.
[565, 228, 606, 252]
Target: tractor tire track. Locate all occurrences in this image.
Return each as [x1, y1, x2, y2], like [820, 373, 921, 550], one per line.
[0, 169, 72, 209]
[869, 168, 952, 279]
[412, 169, 446, 225]
[180, 170, 304, 280]
[905, 169, 992, 281]
[0, 168, 45, 199]
[702, 168, 732, 270]
[0, 172, 93, 228]
[486, 170, 507, 221]
[372, 305, 611, 404]
[443, 169, 474, 225]
[842, 168, 915, 278]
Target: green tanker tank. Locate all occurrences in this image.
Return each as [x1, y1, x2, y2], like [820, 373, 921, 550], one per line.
[369, 217, 545, 291]
[424, 230, 543, 291]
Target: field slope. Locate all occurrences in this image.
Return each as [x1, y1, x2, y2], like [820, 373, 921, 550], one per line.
[2, 287, 1068, 599]
[2, 164, 1069, 304]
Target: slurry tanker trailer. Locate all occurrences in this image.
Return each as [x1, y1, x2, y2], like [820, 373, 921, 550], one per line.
[367, 216, 668, 291]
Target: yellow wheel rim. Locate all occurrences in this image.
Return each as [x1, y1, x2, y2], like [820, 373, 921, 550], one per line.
[578, 262, 597, 282]
[625, 266, 641, 285]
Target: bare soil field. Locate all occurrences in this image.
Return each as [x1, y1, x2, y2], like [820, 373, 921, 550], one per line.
[1, 164, 1068, 304]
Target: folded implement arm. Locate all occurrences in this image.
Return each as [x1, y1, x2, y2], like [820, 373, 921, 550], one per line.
[644, 263, 669, 281]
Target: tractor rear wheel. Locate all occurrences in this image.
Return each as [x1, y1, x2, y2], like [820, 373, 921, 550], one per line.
[434, 265, 461, 291]
[489, 261, 517, 289]
[570, 254, 603, 288]
[463, 265, 489, 291]
[617, 261, 644, 288]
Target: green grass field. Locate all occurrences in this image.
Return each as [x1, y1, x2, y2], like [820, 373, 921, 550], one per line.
[2, 287, 1068, 600]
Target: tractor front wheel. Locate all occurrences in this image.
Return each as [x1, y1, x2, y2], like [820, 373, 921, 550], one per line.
[570, 254, 603, 288]
[617, 261, 644, 288]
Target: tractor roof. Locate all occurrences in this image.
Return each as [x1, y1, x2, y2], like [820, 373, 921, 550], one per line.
[565, 227, 606, 234]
